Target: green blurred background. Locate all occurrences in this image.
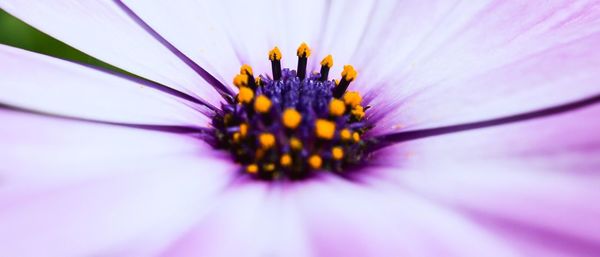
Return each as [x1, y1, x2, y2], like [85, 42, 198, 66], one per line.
[0, 9, 112, 69]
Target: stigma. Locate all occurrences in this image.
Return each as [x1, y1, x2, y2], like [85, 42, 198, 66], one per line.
[212, 43, 370, 180]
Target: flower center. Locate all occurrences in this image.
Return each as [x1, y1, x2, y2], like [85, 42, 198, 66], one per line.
[212, 43, 371, 180]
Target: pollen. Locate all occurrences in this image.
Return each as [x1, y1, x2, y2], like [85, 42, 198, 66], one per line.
[282, 108, 302, 129]
[297, 42, 311, 57]
[254, 95, 272, 113]
[233, 74, 249, 88]
[329, 99, 346, 116]
[238, 87, 254, 103]
[343, 91, 362, 107]
[269, 46, 282, 61]
[308, 155, 322, 169]
[320, 55, 333, 68]
[280, 154, 292, 167]
[341, 65, 357, 82]
[240, 64, 253, 76]
[213, 45, 371, 180]
[315, 119, 336, 140]
[246, 164, 259, 174]
[290, 137, 303, 150]
[332, 147, 344, 160]
[340, 129, 352, 141]
[259, 133, 276, 149]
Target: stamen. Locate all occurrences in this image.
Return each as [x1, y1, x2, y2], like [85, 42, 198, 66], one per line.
[333, 65, 357, 98]
[213, 45, 371, 180]
[296, 42, 311, 80]
[320, 55, 333, 81]
[269, 47, 282, 80]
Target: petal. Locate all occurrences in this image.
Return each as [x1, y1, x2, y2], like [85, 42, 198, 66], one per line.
[0, 109, 236, 256]
[373, 102, 600, 255]
[0, 45, 209, 126]
[0, 0, 224, 104]
[360, 1, 600, 135]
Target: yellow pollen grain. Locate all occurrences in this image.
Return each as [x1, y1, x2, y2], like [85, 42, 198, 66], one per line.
[290, 137, 303, 150]
[254, 95, 272, 113]
[233, 74, 249, 88]
[352, 132, 361, 142]
[341, 65, 357, 81]
[246, 164, 259, 174]
[238, 87, 254, 104]
[315, 119, 336, 140]
[255, 76, 262, 86]
[340, 129, 352, 141]
[269, 46, 282, 61]
[297, 42, 311, 57]
[308, 155, 322, 169]
[320, 55, 333, 68]
[282, 108, 302, 129]
[329, 99, 346, 116]
[351, 105, 365, 120]
[239, 123, 248, 137]
[343, 91, 362, 108]
[264, 163, 275, 172]
[332, 147, 344, 160]
[240, 64, 253, 76]
[232, 132, 240, 143]
[280, 154, 292, 167]
[259, 133, 276, 149]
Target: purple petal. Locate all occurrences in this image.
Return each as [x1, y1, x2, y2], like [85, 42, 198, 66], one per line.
[0, 45, 208, 126]
[371, 103, 600, 255]
[0, 109, 236, 256]
[359, 1, 600, 135]
[0, 1, 224, 104]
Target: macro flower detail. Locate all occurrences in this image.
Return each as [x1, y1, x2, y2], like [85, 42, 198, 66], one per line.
[213, 44, 370, 179]
[0, 1, 599, 257]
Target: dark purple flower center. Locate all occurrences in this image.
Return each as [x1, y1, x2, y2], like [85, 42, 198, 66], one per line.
[211, 44, 372, 180]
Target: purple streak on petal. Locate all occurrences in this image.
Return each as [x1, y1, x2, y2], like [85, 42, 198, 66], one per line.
[112, 0, 234, 98]
[0, 103, 210, 134]
[371, 93, 600, 150]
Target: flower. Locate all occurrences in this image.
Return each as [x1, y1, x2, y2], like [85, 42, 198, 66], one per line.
[1, 1, 600, 256]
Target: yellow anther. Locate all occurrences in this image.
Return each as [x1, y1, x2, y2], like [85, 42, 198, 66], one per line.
[308, 155, 323, 169]
[352, 132, 361, 142]
[255, 76, 262, 86]
[246, 164, 259, 174]
[264, 163, 275, 172]
[340, 129, 352, 141]
[329, 99, 346, 116]
[320, 55, 334, 68]
[259, 133, 276, 149]
[297, 42, 311, 57]
[238, 87, 254, 104]
[332, 147, 344, 160]
[290, 137, 303, 150]
[282, 108, 302, 129]
[254, 95, 272, 113]
[341, 65, 357, 82]
[269, 46, 282, 61]
[232, 132, 241, 143]
[239, 123, 248, 137]
[280, 154, 292, 167]
[343, 91, 362, 108]
[315, 119, 336, 140]
[351, 105, 365, 120]
[334, 79, 339, 86]
[240, 64, 253, 76]
[233, 74, 249, 88]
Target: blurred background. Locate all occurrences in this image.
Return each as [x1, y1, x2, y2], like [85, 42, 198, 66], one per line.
[0, 9, 112, 70]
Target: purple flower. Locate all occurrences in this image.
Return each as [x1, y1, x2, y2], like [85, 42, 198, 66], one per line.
[1, 1, 600, 256]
